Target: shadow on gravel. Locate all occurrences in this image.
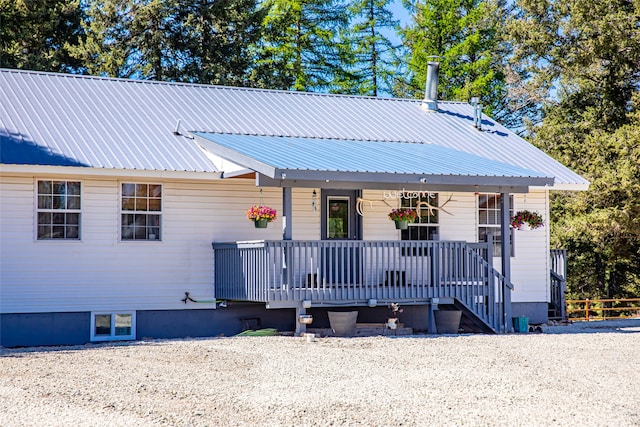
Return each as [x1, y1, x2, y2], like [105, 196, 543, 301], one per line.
[3, 319, 639, 356]
[542, 318, 640, 335]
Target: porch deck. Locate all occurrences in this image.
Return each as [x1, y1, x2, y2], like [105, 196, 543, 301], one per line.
[212, 240, 513, 332]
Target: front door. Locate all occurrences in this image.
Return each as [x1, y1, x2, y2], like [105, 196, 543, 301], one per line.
[321, 190, 361, 283]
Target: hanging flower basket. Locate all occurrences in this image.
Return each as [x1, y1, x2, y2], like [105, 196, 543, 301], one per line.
[388, 208, 417, 230]
[510, 210, 544, 230]
[246, 205, 277, 228]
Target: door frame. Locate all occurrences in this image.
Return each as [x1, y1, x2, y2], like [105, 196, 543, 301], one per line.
[320, 189, 362, 240]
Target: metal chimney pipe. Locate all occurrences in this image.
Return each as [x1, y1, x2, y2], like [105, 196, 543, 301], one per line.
[422, 62, 439, 111]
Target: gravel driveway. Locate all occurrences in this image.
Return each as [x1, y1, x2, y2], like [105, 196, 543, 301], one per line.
[1, 320, 639, 426]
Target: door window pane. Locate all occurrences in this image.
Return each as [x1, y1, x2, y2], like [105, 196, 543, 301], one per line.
[327, 198, 349, 239]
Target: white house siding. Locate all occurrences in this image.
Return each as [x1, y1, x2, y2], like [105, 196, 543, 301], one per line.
[0, 173, 283, 314]
[291, 188, 321, 240]
[1, 173, 551, 315]
[510, 190, 550, 304]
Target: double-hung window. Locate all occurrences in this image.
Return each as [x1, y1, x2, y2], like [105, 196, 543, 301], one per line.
[37, 180, 81, 240]
[478, 193, 513, 257]
[121, 183, 161, 241]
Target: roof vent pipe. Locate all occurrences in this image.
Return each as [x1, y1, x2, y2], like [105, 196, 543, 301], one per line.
[422, 61, 439, 111]
[470, 97, 482, 130]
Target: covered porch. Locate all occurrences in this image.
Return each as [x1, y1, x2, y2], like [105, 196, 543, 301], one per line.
[195, 132, 556, 334]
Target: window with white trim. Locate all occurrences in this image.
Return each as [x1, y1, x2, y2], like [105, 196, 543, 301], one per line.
[121, 183, 161, 241]
[478, 193, 513, 257]
[91, 312, 136, 341]
[37, 180, 81, 240]
[400, 193, 439, 241]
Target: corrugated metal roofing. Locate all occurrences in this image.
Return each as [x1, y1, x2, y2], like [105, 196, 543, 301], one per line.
[0, 68, 588, 187]
[192, 132, 551, 183]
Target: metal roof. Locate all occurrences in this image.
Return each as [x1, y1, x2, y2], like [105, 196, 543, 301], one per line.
[0, 68, 588, 188]
[192, 132, 553, 188]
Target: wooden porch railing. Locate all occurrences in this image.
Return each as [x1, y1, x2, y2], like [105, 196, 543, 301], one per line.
[212, 240, 514, 332]
[550, 249, 567, 319]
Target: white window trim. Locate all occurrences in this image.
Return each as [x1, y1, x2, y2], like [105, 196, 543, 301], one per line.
[119, 182, 163, 242]
[477, 193, 515, 258]
[90, 311, 136, 342]
[34, 178, 83, 242]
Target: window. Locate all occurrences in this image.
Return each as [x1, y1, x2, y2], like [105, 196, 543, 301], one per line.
[121, 183, 161, 241]
[91, 312, 135, 341]
[327, 197, 350, 239]
[478, 193, 513, 257]
[400, 193, 439, 241]
[37, 180, 81, 240]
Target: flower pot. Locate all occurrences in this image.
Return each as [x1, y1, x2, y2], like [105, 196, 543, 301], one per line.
[254, 218, 269, 228]
[386, 318, 398, 330]
[394, 220, 409, 230]
[328, 311, 358, 337]
[434, 309, 462, 334]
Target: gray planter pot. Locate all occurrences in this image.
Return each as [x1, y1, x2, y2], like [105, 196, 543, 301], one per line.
[434, 310, 462, 334]
[328, 311, 358, 337]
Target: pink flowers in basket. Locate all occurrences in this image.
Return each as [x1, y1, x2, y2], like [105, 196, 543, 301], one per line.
[246, 205, 277, 222]
[510, 210, 544, 230]
[388, 208, 418, 223]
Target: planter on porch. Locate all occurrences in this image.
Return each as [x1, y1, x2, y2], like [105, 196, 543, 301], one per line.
[434, 309, 462, 334]
[254, 218, 269, 228]
[394, 220, 409, 230]
[328, 311, 358, 337]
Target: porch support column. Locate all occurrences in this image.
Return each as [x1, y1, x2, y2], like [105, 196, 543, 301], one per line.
[283, 187, 293, 240]
[295, 306, 307, 336]
[500, 191, 512, 332]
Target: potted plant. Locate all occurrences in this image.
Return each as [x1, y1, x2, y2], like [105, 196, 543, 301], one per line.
[246, 205, 277, 228]
[386, 303, 403, 330]
[511, 210, 544, 230]
[388, 208, 418, 230]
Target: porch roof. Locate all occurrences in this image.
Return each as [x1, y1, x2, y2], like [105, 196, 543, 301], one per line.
[192, 132, 554, 190]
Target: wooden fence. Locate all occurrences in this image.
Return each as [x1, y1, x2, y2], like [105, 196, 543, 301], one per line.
[566, 298, 640, 321]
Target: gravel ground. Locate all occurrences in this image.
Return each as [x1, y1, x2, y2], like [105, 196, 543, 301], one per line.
[1, 319, 639, 427]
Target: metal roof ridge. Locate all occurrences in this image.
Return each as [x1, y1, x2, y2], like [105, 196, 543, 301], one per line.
[189, 130, 431, 145]
[0, 68, 469, 105]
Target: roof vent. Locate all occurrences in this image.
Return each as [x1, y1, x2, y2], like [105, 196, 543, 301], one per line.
[422, 61, 439, 111]
[470, 97, 482, 130]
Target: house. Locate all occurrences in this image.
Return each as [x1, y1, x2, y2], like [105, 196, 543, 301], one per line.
[0, 66, 588, 347]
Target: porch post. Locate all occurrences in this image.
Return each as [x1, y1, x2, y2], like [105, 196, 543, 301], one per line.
[283, 187, 292, 240]
[500, 192, 512, 332]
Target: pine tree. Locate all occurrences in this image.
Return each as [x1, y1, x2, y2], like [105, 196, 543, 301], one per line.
[0, 0, 84, 72]
[400, 0, 508, 119]
[169, 0, 266, 86]
[508, 0, 640, 298]
[70, 0, 178, 79]
[344, 0, 399, 96]
[253, 0, 351, 92]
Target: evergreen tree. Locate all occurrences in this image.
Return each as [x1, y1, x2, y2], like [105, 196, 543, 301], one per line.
[0, 0, 85, 72]
[508, 0, 640, 298]
[400, 0, 508, 119]
[344, 0, 399, 96]
[71, 0, 263, 84]
[170, 0, 266, 85]
[70, 0, 178, 79]
[253, 0, 351, 92]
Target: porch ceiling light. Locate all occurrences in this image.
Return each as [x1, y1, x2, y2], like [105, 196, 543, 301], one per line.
[368, 299, 377, 307]
[302, 300, 312, 309]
